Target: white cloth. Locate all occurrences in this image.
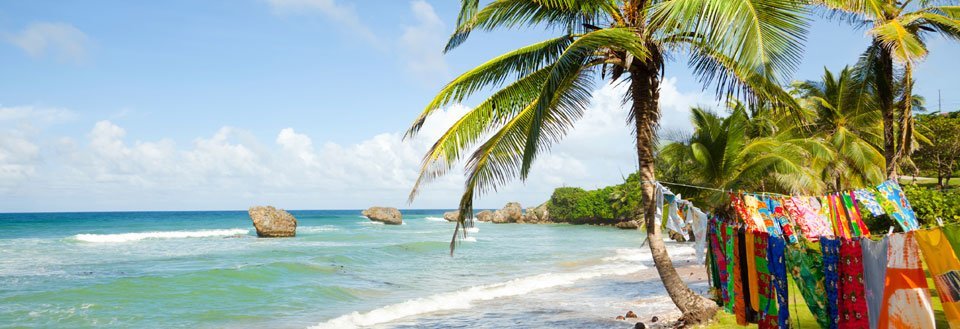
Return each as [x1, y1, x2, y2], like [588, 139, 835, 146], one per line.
[688, 206, 708, 263]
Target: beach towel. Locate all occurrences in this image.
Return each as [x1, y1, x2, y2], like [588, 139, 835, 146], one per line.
[784, 196, 833, 241]
[838, 238, 868, 328]
[876, 180, 919, 231]
[822, 237, 841, 329]
[915, 228, 960, 328]
[768, 235, 790, 328]
[861, 236, 888, 329]
[786, 240, 830, 328]
[855, 189, 885, 217]
[879, 232, 935, 329]
[755, 231, 778, 328]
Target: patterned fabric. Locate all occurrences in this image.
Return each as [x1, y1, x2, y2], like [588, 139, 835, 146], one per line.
[756, 231, 778, 328]
[838, 238, 868, 328]
[730, 193, 752, 228]
[846, 192, 871, 237]
[786, 240, 830, 329]
[822, 237, 841, 329]
[915, 228, 960, 328]
[855, 189, 885, 217]
[879, 232, 935, 329]
[733, 228, 747, 325]
[830, 195, 852, 239]
[841, 194, 864, 237]
[784, 196, 833, 241]
[861, 236, 888, 329]
[876, 180, 920, 231]
[690, 207, 709, 263]
[768, 235, 790, 328]
[743, 194, 772, 232]
[753, 195, 784, 238]
[724, 224, 736, 314]
[746, 231, 760, 314]
[712, 221, 729, 308]
[769, 197, 798, 244]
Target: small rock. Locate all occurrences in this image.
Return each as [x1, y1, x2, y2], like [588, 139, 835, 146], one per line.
[615, 220, 640, 230]
[443, 210, 459, 222]
[616, 316, 625, 320]
[650, 316, 658, 323]
[625, 311, 637, 318]
[634, 322, 646, 329]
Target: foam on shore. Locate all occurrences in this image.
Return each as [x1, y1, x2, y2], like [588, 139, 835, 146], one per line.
[73, 229, 249, 243]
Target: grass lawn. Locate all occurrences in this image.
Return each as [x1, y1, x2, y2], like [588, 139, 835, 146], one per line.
[699, 274, 948, 328]
[907, 176, 960, 189]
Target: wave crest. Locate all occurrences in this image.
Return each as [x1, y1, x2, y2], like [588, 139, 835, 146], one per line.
[73, 228, 249, 243]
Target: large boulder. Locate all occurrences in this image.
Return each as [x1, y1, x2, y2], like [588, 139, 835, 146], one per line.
[443, 211, 460, 222]
[476, 210, 494, 222]
[500, 202, 523, 222]
[491, 210, 508, 223]
[362, 207, 403, 225]
[615, 220, 641, 230]
[248, 206, 297, 237]
[533, 202, 550, 223]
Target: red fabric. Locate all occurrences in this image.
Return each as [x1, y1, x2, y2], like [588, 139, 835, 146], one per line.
[733, 232, 746, 325]
[839, 238, 869, 328]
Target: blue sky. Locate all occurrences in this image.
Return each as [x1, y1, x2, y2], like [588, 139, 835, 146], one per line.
[1, 1, 958, 212]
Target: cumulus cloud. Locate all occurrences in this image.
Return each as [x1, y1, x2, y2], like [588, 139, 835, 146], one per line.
[266, 0, 380, 45]
[398, 0, 449, 81]
[5, 22, 89, 62]
[0, 80, 711, 211]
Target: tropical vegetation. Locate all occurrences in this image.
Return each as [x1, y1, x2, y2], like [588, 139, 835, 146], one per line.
[405, 0, 960, 325]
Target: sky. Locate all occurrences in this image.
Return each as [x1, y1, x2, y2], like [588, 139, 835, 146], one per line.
[1, 1, 959, 212]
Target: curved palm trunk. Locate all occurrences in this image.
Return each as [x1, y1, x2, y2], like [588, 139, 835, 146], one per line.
[876, 41, 898, 180]
[630, 62, 717, 325]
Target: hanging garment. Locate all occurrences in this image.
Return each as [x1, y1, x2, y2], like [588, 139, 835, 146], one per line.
[755, 231, 779, 329]
[733, 227, 747, 325]
[768, 235, 790, 328]
[846, 192, 871, 237]
[786, 241, 830, 329]
[784, 196, 834, 241]
[915, 228, 960, 328]
[754, 196, 785, 238]
[822, 237, 842, 329]
[708, 220, 724, 304]
[838, 238, 869, 328]
[944, 225, 960, 263]
[690, 207, 709, 263]
[861, 236, 888, 329]
[876, 180, 920, 231]
[841, 194, 864, 237]
[746, 231, 760, 315]
[712, 221, 730, 309]
[879, 232, 935, 329]
[743, 194, 770, 231]
[769, 197, 798, 244]
[654, 184, 665, 228]
[730, 193, 752, 227]
[725, 224, 736, 314]
[855, 189, 885, 217]
[831, 195, 852, 239]
[738, 228, 757, 322]
[666, 197, 685, 236]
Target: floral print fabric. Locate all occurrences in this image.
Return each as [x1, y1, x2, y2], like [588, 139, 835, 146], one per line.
[854, 189, 885, 217]
[786, 240, 830, 329]
[768, 235, 790, 328]
[755, 231, 778, 328]
[876, 180, 919, 231]
[784, 196, 833, 241]
[822, 237, 841, 329]
[838, 238, 868, 328]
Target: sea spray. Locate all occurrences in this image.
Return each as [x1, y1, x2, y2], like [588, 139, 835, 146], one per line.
[73, 229, 249, 243]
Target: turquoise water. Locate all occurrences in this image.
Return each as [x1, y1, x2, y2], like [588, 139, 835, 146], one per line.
[0, 210, 695, 328]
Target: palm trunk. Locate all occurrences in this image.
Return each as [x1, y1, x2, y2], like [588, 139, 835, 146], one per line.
[876, 41, 898, 180]
[630, 61, 717, 325]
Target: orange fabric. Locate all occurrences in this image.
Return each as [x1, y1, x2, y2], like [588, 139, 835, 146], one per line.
[916, 228, 960, 328]
[746, 231, 759, 313]
[879, 232, 936, 329]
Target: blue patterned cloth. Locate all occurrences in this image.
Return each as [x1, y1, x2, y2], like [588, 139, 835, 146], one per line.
[821, 237, 841, 329]
[854, 189, 884, 217]
[876, 180, 919, 231]
[768, 235, 790, 328]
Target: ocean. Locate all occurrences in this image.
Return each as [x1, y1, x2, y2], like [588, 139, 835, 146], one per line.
[0, 210, 701, 328]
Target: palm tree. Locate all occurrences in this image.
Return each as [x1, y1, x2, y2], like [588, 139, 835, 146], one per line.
[659, 106, 827, 207]
[814, 0, 960, 179]
[405, 0, 807, 323]
[791, 66, 886, 190]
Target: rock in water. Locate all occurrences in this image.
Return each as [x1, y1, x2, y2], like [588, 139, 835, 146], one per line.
[615, 220, 641, 230]
[500, 202, 523, 223]
[443, 211, 459, 222]
[361, 207, 403, 225]
[491, 210, 508, 223]
[625, 311, 637, 318]
[248, 206, 297, 237]
[476, 210, 494, 222]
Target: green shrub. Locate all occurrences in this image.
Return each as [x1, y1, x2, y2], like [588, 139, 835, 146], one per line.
[903, 185, 960, 224]
[546, 174, 643, 223]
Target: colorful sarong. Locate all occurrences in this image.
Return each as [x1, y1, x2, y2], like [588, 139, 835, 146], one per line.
[744, 194, 773, 232]
[756, 231, 778, 328]
[822, 237, 841, 329]
[769, 235, 789, 328]
[784, 196, 833, 241]
[876, 180, 919, 231]
[733, 228, 746, 325]
[724, 224, 736, 314]
[916, 228, 960, 328]
[879, 232, 935, 329]
[769, 197, 798, 244]
[839, 238, 868, 328]
[786, 241, 830, 328]
[746, 231, 760, 314]
[855, 189, 885, 217]
[861, 236, 888, 329]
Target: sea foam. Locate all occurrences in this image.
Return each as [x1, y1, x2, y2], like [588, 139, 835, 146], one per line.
[311, 253, 652, 329]
[424, 217, 447, 222]
[73, 228, 249, 243]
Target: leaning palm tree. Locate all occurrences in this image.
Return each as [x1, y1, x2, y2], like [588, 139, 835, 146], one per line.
[791, 66, 886, 190]
[405, 0, 807, 323]
[814, 0, 960, 179]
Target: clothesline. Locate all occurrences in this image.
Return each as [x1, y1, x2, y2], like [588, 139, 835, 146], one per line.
[643, 180, 894, 199]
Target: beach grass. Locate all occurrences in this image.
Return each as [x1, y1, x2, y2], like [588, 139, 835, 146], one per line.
[700, 274, 948, 328]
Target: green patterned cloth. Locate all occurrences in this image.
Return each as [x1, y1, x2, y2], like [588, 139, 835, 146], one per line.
[725, 225, 736, 314]
[786, 240, 830, 329]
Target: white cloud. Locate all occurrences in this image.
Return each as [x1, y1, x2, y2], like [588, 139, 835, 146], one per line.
[399, 0, 449, 81]
[267, 0, 380, 46]
[0, 81, 710, 211]
[5, 22, 89, 62]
